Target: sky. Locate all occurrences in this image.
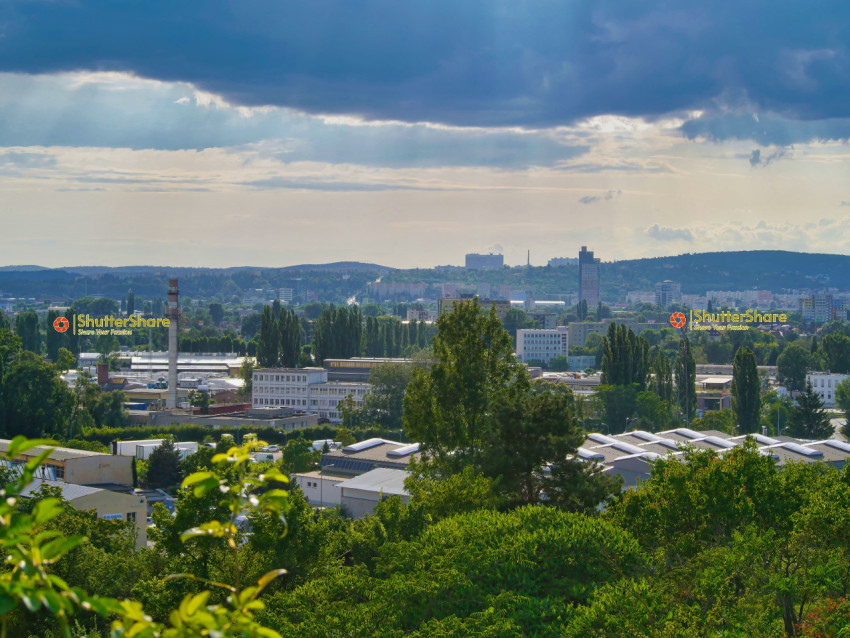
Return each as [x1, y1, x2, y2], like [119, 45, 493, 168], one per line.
[1, 0, 849, 268]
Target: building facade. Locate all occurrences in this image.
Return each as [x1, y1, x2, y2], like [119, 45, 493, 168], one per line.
[516, 327, 569, 364]
[252, 367, 370, 422]
[465, 253, 504, 270]
[655, 280, 682, 308]
[578, 246, 601, 306]
[806, 372, 849, 408]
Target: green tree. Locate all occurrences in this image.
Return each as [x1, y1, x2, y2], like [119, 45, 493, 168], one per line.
[45, 309, 63, 362]
[404, 299, 525, 475]
[732, 346, 761, 433]
[189, 389, 211, 415]
[501, 308, 535, 344]
[238, 358, 255, 400]
[145, 438, 182, 489]
[1, 351, 73, 438]
[359, 362, 415, 430]
[819, 333, 850, 373]
[651, 349, 674, 403]
[596, 384, 638, 434]
[788, 381, 833, 439]
[601, 323, 650, 390]
[208, 302, 224, 326]
[836, 377, 850, 436]
[257, 305, 279, 368]
[674, 336, 697, 421]
[126, 289, 135, 316]
[92, 390, 128, 428]
[54, 347, 76, 373]
[277, 308, 302, 368]
[690, 407, 738, 434]
[312, 305, 363, 365]
[14, 310, 41, 354]
[777, 342, 811, 392]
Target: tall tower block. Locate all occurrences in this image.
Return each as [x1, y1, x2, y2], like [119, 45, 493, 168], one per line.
[166, 279, 179, 410]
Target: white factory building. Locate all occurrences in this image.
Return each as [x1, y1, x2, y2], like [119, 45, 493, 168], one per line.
[252, 367, 370, 423]
[516, 326, 569, 364]
[806, 372, 849, 408]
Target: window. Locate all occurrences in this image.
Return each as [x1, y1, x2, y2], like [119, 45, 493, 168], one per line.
[126, 512, 136, 523]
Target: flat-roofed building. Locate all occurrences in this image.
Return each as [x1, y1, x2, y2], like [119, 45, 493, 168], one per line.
[338, 468, 410, 518]
[20, 479, 148, 549]
[0, 439, 133, 486]
[516, 327, 569, 364]
[576, 428, 850, 489]
[806, 372, 848, 408]
[252, 367, 370, 423]
[293, 438, 419, 511]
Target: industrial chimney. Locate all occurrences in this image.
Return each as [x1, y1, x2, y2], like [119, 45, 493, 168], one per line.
[166, 278, 179, 410]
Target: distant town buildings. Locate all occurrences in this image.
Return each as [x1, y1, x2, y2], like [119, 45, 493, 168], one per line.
[548, 257, 578, 267]
[578, 246, 601, 306]
[438, 295, 512, 320]
[655, 280, 682, 308]
[367, 282, 426, 299]
[801, 293, 847, 323]
[465, 253, 504, 270]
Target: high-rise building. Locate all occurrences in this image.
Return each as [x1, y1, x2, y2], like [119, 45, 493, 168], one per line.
[655, 280, 682, 308]
[578, 246, 600, 306]
[465, 253, 504, 270]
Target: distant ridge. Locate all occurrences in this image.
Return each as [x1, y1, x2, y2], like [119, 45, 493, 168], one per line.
[0, 265, 50, 272]
[57, 261, 395, 275]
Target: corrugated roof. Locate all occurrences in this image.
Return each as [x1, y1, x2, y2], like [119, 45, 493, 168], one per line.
[0, 439, 109, 461]
[338, 468, 409, 497]
[20, 479, 102, 500]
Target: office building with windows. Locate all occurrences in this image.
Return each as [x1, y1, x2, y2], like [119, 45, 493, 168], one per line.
[578, 246, 601, 306]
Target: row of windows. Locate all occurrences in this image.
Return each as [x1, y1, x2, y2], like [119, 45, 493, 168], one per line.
[255, 374, 309, 383]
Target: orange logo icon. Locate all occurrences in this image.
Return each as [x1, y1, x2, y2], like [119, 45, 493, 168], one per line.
[669, 312, 686, 328]
[53, 316, 70, 333]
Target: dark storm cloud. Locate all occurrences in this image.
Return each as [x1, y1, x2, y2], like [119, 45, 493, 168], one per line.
[1, 0, 848, 129]
[0, 74, 586, 165]
[682, 113, 850, 146]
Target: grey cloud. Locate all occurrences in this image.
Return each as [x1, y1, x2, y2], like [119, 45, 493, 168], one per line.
[0, 73, 587, 169]
[579, 189, 622, 204]
[841, 201, 850, 207]
[646, 224, 694, 242]
[749, 148, 787, 167]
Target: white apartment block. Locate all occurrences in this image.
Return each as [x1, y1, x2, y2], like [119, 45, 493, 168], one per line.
[806, 372, 849, 408]
[252, 368, 370, 423]
[516, 327, 569, 364]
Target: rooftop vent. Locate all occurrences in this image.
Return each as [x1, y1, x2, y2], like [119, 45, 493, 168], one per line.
[386, 443, 420, 457]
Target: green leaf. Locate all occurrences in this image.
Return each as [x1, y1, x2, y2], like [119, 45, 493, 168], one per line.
[256, 569, 287, 593]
